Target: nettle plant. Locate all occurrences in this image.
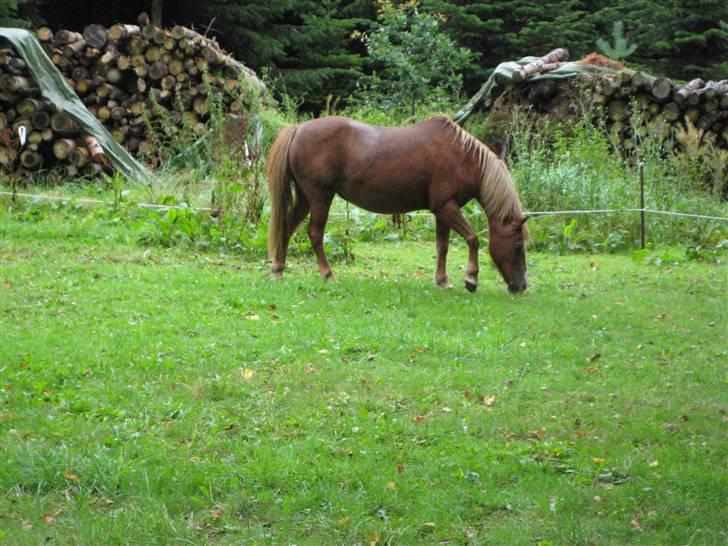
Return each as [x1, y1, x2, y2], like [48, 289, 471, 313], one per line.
[353, 0, 473, 115]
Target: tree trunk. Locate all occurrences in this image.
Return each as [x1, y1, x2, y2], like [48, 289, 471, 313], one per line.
[151, 0, 163, 27]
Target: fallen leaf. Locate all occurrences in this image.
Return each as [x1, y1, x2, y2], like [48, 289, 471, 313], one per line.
[654, 311, 668, 321]
[241, 368, 254, 380]
[386, 481, 398, 491]
[213, 507, 224, 520]
[463, 390, 472, 398]
[396, 463, 404, 474]
[630, 517, 641, 528]
[338, 517, 350, 525]
[415, 415, 428, 425]
[245, 314, 260, 321]
[592, 457, 605, 465]
[483, 395, 496, 406]
[648, 460, 659, 467]
[63, 470, 80, 481]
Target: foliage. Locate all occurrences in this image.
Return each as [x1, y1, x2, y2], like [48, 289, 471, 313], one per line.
[596, 20, 637, 60]
[467, 106, 728, 255]
[352, 0, 473, 114]
[6, 0, 728, 106]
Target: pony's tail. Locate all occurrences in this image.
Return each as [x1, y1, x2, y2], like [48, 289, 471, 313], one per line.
[266, 124, 298, 265]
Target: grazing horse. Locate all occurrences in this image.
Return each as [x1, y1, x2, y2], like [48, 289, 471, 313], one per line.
[265, 115, 529, 293]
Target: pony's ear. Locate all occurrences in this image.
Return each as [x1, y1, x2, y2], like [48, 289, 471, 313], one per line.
[519, 215, 530, 225]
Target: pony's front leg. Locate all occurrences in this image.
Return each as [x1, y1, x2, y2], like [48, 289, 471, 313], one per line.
[436, 201, 479, 293]
[307, 190, 335, 280]
[434, 217, 453, 288]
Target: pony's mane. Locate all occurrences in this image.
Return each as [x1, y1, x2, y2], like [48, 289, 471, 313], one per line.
[434, 115, 525, 225]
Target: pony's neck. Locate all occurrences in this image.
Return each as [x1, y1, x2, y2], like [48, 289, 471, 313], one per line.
[436, 115, 524, 223]
[477, 150, 524, 224]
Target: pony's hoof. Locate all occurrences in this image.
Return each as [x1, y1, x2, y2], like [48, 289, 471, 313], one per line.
[436, 279, 454, 289]
[465, 280, 478, 293]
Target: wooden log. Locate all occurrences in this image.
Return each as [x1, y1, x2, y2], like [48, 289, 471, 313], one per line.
[105, 67, 123, 84]
[83, 24, 108, 49]
[127, 36, 146, 55]
[684, 108, 700, 123]
[651, 78, 673, 101]
[6, 57, 27, 74]
[96, 83, 126, 101]
[148, 61, 168, 80]
[629, 72, 655, 90]
[71, 66, 90, 81]
[70, 144, 90, 167]
[0, 74, 30, 93]
[171, 25, 196, 40]
[193, 96, 210, 114]
[111, 126, 127, 143]
[163, 36, 176, 51]
[50, 111, 77, 133]
[16, 98, 44, 116]
[110, 105, 126, 121]
[675, 78, 704, 104]
[152, 28, 168, 45]
[116, 55, 132, 70]
[160, 75, 176, 91]
[704, 99, 719, 113]
[168, 58, 184, 76]
[512, 48, 569, 82]
[607, 100, 629, 121]
[108, 24, 140, 42]
[54, 29, 82, 44]
[142, 25, 158, 41]
[145, 46, 162, 63]
[83, 135, 104, 161]
[63, 37, 87, 57]
[27, 130, 43, 145]
[20, 149, 42, 169]
[36, 27, 54, 42]
[74, 79, 92, 95]
[96, 105, 111, 121]
[661, 102, 682, 121]
[53, 138, 76, 159]
[31, 111, 50, 130]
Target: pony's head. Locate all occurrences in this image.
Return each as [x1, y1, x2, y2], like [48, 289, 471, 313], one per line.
[488, 215, 529, 293]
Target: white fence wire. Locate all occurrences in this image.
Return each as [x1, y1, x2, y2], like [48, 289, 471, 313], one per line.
[1, 191, 727, 222]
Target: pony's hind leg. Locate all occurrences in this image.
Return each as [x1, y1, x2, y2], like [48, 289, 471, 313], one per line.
[271, 194, 310, 277]
[306, 188, 336, 280]
[435, 201, 480, 293]
[434, 217, 453, 288]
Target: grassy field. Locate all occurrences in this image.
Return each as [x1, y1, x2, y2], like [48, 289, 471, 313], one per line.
[1, 211, 726, 545]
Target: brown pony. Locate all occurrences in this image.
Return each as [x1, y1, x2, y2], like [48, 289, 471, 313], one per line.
[266, 115, 529, 293]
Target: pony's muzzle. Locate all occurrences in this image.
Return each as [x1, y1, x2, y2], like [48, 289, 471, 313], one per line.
[508, 282, 527, 293]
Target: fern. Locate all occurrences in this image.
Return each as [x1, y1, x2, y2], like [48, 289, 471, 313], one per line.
[596, 21, 637, 60]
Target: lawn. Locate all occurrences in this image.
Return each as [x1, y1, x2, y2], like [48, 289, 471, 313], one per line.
[1, 211, 726, 545]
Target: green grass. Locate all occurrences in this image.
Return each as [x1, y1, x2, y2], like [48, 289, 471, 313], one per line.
[1, 211, 726, 545]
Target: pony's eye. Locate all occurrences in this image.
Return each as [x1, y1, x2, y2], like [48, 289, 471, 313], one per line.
[514, 243, 524, 251]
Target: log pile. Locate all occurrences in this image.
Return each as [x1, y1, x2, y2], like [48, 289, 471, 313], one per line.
[1, 13, 263, 177]
[591, 72, 728, 150]
[486, 50, 728, 152]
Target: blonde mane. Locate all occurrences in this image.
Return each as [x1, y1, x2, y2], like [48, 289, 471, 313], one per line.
[436, 115, 525, 224]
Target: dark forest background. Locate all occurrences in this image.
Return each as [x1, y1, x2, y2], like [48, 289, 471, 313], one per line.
[2, 0, 726, 111]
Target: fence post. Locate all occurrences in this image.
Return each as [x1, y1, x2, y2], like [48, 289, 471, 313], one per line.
[639, 162, 645, 249]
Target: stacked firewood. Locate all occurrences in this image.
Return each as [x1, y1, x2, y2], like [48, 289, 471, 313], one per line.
[0, 13, 263, 176]
[593, 72, 728, 150]
[489, 50, 728, 151]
